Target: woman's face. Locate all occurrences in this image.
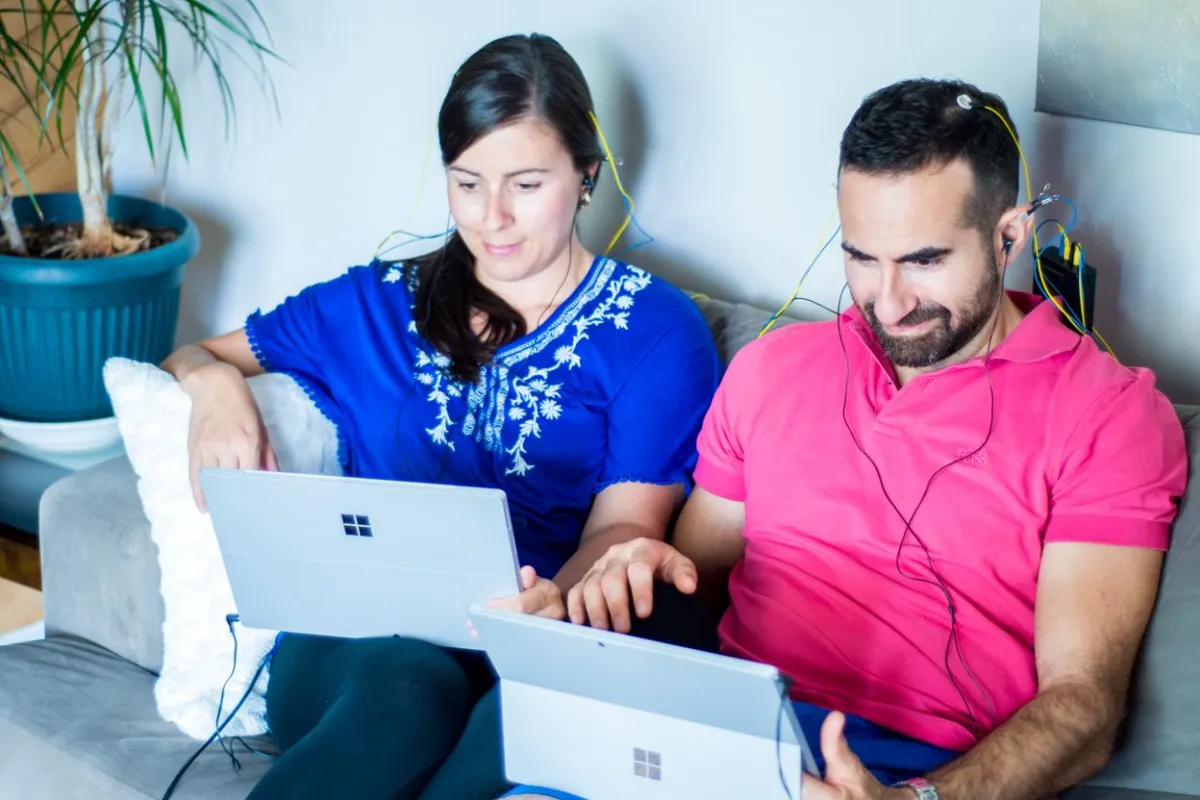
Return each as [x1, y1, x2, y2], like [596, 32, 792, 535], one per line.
[447, 118, 588, 286]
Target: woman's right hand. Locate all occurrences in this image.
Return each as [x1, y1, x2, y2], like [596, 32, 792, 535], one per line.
[184, 362, 278, 512]
[566, 537, 699, 633]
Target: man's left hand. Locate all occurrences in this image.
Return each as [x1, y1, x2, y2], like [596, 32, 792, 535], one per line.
[489, 565, 566, 620]
[803, 712, 914, 800]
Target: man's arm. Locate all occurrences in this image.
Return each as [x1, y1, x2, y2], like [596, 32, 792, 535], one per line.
[672, 487, 746, 613]
[923, 541, 1162, 799]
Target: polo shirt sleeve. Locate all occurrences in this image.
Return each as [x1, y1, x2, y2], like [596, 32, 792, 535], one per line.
[598, 313, 720, 491]
[693, 342, 761, 502]
[1044, 371, 1187, 550]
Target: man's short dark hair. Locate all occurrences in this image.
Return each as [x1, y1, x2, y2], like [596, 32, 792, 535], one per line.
[839, 78, 1021, 239]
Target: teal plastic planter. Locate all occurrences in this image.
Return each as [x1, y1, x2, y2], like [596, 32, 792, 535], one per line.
[0, 193, 200, 422]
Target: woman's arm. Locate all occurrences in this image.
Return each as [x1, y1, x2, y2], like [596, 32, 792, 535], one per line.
[161, 329, 276, 510]
[555, 482, 685, 591]
[553, 481, 685, 616]
[162, 328, 265, 387]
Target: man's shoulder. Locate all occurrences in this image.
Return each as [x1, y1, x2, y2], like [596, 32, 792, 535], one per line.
[1053, 337, 1172, 416]
[712, 319, 843, 412]
[731, 318, 841, 370]
[1043, 339, 1184, 481]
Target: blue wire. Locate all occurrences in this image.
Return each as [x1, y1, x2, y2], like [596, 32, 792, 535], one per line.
[376, 227, 456, 259]
[756, 224, 843, 338]
[1033, 195, 1078, 258]
[613, 193, 656, 258]
[800, 225, 842, 291]
[1035, 249, 1087, 332]
[1031, 194, 1091, 330]
[1035, 219, 1066, 255]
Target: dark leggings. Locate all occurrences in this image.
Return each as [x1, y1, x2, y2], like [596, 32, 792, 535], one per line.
[249, 585, 720, 800]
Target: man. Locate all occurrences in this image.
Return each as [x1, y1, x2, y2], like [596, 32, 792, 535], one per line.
[565, 79, 1188, 799]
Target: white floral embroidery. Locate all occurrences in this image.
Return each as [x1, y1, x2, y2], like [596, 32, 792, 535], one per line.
[383, 267, 403, 284]
[499, 266, 652, 475]
[405, 261, 653, 476]
[414, 350, 458, 451]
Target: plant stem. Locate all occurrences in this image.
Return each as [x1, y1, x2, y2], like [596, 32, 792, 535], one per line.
[100, 1, 134, 196]
[0, 155, 27, 255]
[75, 0, 112, 251]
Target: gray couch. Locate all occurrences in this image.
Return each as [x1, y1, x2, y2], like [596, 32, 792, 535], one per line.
[0, 297, 1196, 799]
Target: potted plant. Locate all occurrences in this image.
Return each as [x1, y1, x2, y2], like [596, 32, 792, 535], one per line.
[0, 1, 277, 429]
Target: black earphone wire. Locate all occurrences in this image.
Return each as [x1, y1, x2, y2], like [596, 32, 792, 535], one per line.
[834, 248, 1011, 736]
[534, 173, 595, 330]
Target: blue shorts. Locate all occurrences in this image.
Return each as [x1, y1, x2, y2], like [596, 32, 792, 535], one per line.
[500, 700, 959, 799]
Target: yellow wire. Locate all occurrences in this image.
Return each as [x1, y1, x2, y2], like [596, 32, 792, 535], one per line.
[405, 125, 438, 228]
[759, 203, 839, 338]
[373, 125, 440, 259]
[1076, 243, 1087, 330]
[983, 105, 1115, 360]
[589, 110, 635, 256]
[983, 106, 1077, 331]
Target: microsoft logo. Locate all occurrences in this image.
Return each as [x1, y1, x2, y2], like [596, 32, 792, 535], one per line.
[633, 748, 661, 781]
[341, 514, 373, 537]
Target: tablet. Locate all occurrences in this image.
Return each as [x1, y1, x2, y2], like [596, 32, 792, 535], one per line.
[469, 605, 818, 798]
[201, 468, 521, 650]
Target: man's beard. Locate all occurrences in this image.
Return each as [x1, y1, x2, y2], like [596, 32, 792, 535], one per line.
[861, 258, 1001, 369]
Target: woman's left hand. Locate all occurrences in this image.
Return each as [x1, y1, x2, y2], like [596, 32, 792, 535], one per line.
[489, 565, 566, 620]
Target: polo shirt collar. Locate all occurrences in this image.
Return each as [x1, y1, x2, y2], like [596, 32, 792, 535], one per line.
[843, 290, 1080, 372]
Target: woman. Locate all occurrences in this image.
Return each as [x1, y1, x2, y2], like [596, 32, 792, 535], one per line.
[164, 32, 719, 800]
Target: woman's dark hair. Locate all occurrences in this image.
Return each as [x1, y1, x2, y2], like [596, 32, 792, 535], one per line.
[411, 33, 603, 384]
[839, 78, 1020, 243]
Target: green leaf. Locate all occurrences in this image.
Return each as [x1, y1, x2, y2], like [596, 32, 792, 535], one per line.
[48, 3, 107, 145]
[145, 0, 168, 155]
[161, 66, 187, 159]
[0, 0, 282, 189]
[123, 43, 154, 162]
[156, 3, 237, 141]
[0, 130, 42, 219]
[176, 0, 278, 59]
[0, 16, 45, 115]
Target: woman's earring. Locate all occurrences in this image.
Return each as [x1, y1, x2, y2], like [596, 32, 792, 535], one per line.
[579, 174, 596, 208]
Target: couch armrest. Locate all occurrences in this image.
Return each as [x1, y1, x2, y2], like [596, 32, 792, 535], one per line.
[39, 455, 164, 674]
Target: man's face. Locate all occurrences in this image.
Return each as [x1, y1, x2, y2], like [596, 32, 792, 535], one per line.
[838, 159, 1002, 370]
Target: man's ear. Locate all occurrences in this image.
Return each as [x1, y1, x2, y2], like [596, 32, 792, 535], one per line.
[994, 205, 1034, 267]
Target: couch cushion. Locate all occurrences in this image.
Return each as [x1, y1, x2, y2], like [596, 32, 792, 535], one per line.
[1082, 405, 1200, 795]
[690, 295, 778, 364]
[40, 457, 166, 674]
[0, 637, 276, 799]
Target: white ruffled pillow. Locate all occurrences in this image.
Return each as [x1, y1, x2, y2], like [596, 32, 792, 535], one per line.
[102, 357, 341, 740]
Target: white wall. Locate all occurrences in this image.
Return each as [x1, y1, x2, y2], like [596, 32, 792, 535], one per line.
[1033, 114, 1200, 402]
[115, 1, 1044, 367]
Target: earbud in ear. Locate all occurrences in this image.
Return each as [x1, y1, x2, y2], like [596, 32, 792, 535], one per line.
[578, 175, 595, 208]
[1003, 238, 1014, 253]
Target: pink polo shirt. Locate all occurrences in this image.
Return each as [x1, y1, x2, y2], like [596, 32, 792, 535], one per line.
[694, 292, 1187, 751]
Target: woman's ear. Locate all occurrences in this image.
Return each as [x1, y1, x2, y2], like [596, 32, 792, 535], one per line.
[579, 164, 599, 208]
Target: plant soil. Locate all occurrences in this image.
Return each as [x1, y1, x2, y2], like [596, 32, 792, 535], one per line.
[0, 222, 179, 260]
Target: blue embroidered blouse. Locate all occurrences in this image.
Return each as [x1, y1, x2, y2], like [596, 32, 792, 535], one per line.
[244, 256, 720, 579]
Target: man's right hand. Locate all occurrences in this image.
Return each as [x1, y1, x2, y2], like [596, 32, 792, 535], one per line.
[184, 363, 278, 513]
[566, 537, 698, 633]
